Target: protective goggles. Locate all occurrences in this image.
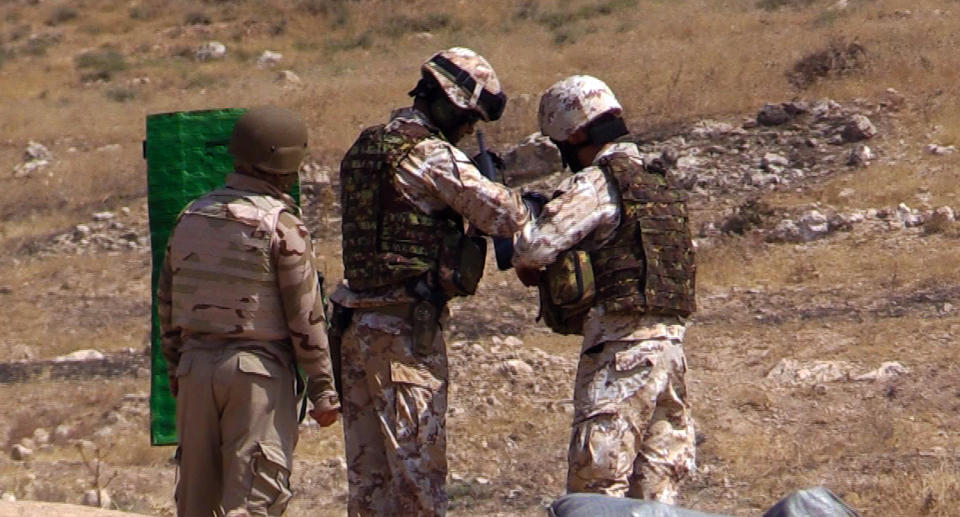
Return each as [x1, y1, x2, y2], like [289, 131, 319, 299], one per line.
[429, 55, 507, 122]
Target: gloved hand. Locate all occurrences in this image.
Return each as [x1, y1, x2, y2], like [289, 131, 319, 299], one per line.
[472, 149, 505, 173]
[521, 191, 549, 218]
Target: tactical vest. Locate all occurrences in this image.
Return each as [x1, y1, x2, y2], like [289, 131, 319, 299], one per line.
[590, 148, 696, 317]
[340, 121, 469, 293]
[169, 187, 290, 340]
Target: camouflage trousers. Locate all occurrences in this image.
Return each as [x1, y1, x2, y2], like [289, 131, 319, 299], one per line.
[340, 310, 449, 516]
[566, 338, 695, 504]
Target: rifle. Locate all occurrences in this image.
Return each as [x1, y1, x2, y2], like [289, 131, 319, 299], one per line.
[474, 131, 516, 271]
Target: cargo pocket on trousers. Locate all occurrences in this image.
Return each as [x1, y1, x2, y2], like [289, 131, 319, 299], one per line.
[237, 353, 278, 378]
[390, 361, 443, 449]
[249, 442, 292, 516]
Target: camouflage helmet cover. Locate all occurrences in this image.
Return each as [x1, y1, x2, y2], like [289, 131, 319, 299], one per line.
[229, 105, 308, 174]
[538, 75, 623, 142]
[422, 47, 505, 121]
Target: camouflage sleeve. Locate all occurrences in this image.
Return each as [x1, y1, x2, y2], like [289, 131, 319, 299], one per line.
[396, 139, 530, 237]
[513, 167, 620, 270]
[274, 211, 340, 410]
[157, 240, 180, 379]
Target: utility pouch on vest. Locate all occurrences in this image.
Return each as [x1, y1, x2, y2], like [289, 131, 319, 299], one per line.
[546, 250, 595, 307]
[328, 301, 354, 399]
[411, 300, 439, 358]
[538, 250, 595, 335]
[439, 234, 487, 298]
[538, 282, 589, 336]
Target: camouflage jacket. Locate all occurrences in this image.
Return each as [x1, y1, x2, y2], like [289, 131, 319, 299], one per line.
[158, 173, 339, 409]
[331, 107, 530, 315]
[512, 142, 686, 352]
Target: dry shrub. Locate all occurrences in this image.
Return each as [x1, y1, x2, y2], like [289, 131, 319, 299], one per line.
[916, 465, 960, 517]
[923, 215, 959, 236]
[720, 198, 777, 235]
[46, 6, 79, 26]
[74, 47, 127, 82]
[184, 11, 212, 25]
[382, 13, 457, 38]
[128, 5, 159, 21]
[788, 38, 868, 89]
[757, 0, 816, 10]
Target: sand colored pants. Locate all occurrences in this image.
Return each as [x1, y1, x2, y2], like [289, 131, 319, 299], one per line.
[339, 311, 449, 517]
[567, 338, 695, 504]
[175, 347, 298, 517]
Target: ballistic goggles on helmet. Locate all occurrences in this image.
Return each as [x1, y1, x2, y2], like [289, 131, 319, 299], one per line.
[429, 54, 507, 122]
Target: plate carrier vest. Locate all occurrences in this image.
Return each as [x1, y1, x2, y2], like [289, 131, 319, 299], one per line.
[169, 187, 290, 338]
[340, 121, 464, 292]
[589, 147, 696, 317]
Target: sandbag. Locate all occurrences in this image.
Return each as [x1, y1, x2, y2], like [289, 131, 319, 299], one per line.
[762, 487, 861, 517]
[549, 493, 728, 517]
[550, 487, 860, 517]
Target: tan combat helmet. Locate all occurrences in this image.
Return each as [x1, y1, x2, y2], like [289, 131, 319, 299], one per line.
[421, 47, 507, 121]
[538, 75, 623, 142]
[229, 105, 308, 174]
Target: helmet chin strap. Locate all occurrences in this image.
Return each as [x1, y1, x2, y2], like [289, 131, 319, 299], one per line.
[554, 116, 629, 172]
[428, 96, 475, 144]
[555, 139, 587, 172]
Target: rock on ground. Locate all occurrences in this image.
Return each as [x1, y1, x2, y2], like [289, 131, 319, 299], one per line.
[53, 349, 105, 362]
[257, 50, 283, 68]
[756, 103, 792, 126]
[841, 114, 877, 142]
[195, 41, 226, 61]
[10, 444, 32, 462]
[501, 132, 562, 184]
[82, 489, 111, 509]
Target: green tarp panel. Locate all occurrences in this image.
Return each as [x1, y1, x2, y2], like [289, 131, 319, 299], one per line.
[145, 108, 300, 445]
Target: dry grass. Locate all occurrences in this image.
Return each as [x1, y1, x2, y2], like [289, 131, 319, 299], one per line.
[698, 228, 960, 292]
[3, 1, 960, 515]
[3, 0, 960, 231]
[0, 252, 150, 358]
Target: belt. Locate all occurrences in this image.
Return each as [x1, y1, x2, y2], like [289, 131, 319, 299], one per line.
[355, 303, 415, 319]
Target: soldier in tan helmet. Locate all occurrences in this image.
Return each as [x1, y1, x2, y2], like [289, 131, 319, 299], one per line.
[329, 47, 532, 516]
[513, 76, 697, 503]
[157, 106, 340, 516]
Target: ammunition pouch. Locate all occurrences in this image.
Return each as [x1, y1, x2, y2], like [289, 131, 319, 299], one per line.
[538, 249, 595, 335]
[494, 236, 514, 271]
[411, 300, 440, 358]
[439, 233, 487, 298]
[328, 301, 354, 399]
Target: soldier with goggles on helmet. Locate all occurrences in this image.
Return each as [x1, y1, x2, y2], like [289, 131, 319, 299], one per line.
[328, 47, 532, 516]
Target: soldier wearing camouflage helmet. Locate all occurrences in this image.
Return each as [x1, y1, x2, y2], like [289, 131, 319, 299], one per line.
[513, 76, 697, 503]
[158, 106, 340, 517]
[329, 47, 531, 516]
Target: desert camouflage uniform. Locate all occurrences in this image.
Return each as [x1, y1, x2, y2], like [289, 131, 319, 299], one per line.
[158, 173, 338, 517]
[333, 106, 529, 516]
[513, 142, 696, 503]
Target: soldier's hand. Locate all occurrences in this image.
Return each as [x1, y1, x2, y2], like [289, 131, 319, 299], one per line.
[169, 377, 179, 398]
[516, 266, 542, 287]
[310, 408, 340, 427]
[521, 191, 549, 218]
